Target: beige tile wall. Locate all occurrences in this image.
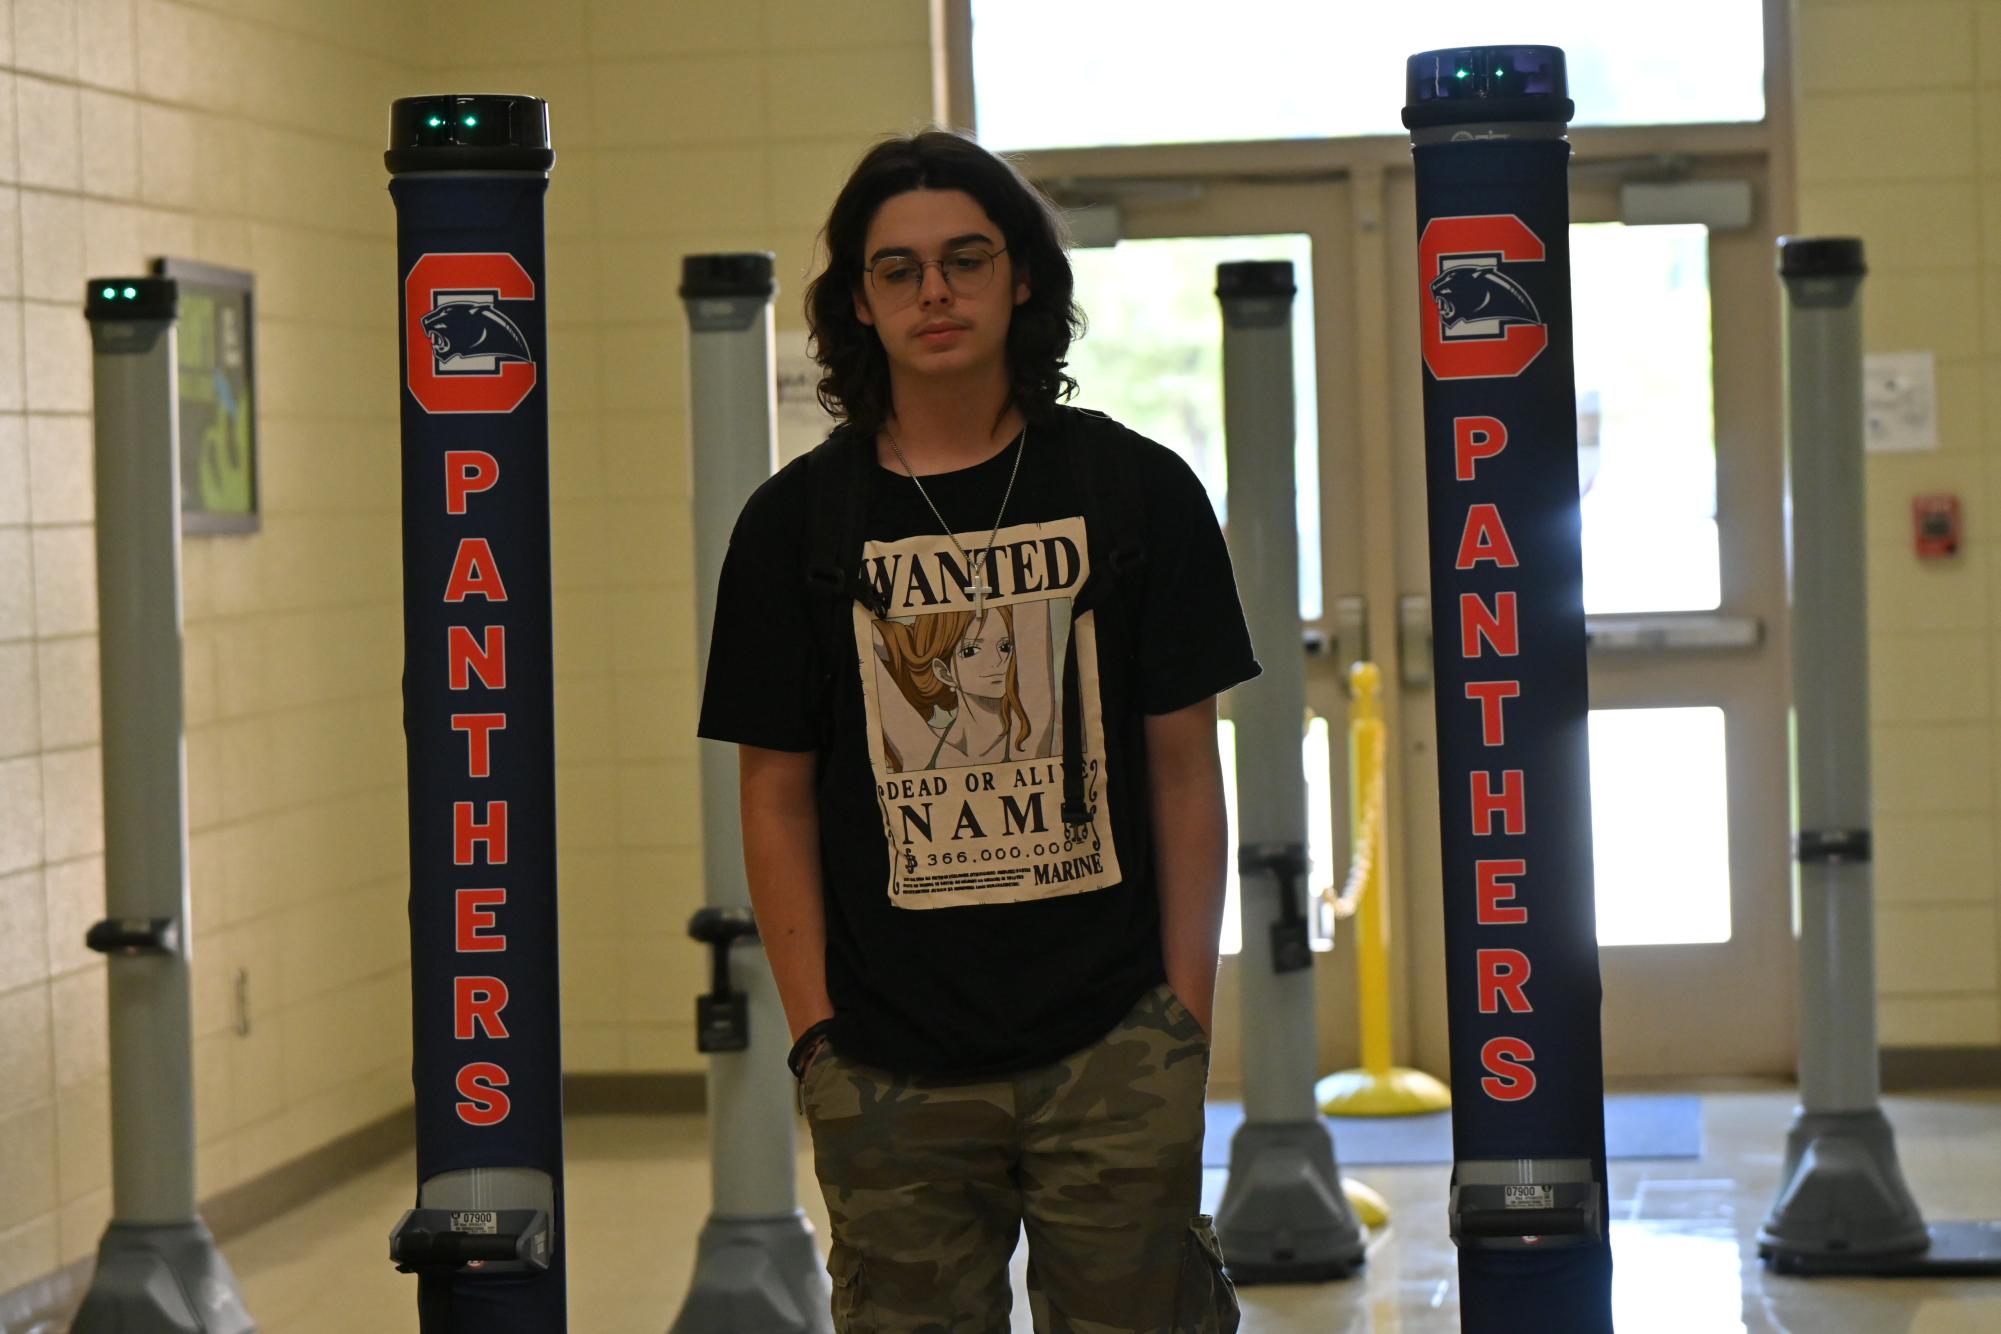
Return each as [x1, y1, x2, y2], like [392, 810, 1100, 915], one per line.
[427, 0, 934, 1074]
[1795, 0, 2001, 1047]
[0, 0, 935, 1293]
[0, 0, 428, 1281]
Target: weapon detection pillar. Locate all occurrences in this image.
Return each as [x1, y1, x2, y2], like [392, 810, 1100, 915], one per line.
[72, 277, 257, 1334]
[384, 94, 568, 1333]
[1213, 259, 1366, 1285]
[672, 253, 832, 1333]
[1404, 46, 1614, 1331]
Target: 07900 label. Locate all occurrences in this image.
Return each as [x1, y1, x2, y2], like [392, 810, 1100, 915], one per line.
[1504, 1185, 1555, 1210]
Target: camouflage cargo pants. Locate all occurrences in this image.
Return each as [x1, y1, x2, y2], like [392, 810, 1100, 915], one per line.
[800, 983, 1240, 1333]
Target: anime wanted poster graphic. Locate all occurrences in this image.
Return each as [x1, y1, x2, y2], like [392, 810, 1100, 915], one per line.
[857, 516, 1122, 909]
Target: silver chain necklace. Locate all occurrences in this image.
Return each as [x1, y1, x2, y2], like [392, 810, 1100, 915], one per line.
[883, 421, 1027, 618]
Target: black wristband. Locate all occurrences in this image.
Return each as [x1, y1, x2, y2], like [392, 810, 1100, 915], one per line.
[788, 1019, 838, 1081]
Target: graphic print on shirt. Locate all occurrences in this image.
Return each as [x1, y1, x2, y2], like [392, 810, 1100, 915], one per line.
[857, 516, 1120, 909]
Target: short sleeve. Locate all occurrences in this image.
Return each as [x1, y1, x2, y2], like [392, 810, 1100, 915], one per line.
[697, 463, 823, 752]
[1133, 444, 1262, 714]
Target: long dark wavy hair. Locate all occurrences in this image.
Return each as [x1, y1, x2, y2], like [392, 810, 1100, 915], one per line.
[804, 129, 1084, 437]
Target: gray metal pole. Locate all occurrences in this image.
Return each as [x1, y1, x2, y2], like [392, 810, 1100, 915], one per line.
[1782, 241, 1883, 1119]
[1212, 261, 1364, 1284]
[73, 277, 255, 1333]
[1758, 236, 2001, 1277]
[671, 253, 831, 1334]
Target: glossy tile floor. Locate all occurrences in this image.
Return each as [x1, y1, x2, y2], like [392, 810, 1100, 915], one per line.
[198, 1083, 2001, 1331]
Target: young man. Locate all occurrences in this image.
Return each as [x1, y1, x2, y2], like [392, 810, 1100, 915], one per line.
[698, 130, 1256, 1333]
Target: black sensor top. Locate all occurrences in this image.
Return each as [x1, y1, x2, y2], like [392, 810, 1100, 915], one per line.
[1778, 236, 1867, 279]
[1403, 46, 1574, 130]
[680, 254, 778, 301]
[85, 276, 177, 323]
[386, 95, 553, 174]
[1215, 260, 1296, 302]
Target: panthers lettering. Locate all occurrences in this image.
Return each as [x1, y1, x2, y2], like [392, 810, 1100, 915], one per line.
[1455, 414, 1539, 1101]
[455, 1062, 511, 1127]
[441, 444, 514, 1125]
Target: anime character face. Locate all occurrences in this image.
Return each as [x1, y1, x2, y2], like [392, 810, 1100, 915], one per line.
[938, 611, 1014, 701]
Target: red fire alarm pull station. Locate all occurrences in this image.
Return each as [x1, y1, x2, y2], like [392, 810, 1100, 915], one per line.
[1913, 494, 1961, 559]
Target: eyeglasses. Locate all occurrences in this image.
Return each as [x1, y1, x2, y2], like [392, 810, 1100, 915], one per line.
[863, 247, 1008, 307]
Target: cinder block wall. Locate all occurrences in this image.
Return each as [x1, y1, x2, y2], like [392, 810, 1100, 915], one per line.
[0, 0, 934, 1296]
[1792, 0, 2001, 1049]
[0, 0, 427, 1288]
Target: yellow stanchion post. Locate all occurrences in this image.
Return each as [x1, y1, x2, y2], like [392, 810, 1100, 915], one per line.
[1318, 662, 1452, 1117]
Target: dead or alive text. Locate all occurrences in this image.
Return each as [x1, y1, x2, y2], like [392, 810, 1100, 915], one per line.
[880, 760, 1061, 800]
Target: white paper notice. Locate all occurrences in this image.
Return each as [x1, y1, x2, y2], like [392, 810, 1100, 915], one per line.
[777, 340, 835, 467]
[1863, 351, 1938, 454]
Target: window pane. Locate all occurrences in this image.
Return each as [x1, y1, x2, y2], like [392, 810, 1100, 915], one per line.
[973, 1, 1764, 151]
[1068, 233, 1322, 619]
[1232, 709, 1736, 953]
[1590, 707, 1731, 946]
[1572, 223, 1719, 613]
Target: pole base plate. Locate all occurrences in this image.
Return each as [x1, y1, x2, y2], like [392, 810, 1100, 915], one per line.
[1317, 1066, 1453, 1117]
[668, 1211, 830, 1334]
[1762, 1221, 2001, 1277]
[1220, 1256, 1358, 1286]
[1216, 1120, 1367, 1285]
[70, 1219, 255, 1333]
[1758, 1107, 1930, 1266]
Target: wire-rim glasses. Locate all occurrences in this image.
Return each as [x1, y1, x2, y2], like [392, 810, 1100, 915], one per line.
[864, 247, 1008, 308]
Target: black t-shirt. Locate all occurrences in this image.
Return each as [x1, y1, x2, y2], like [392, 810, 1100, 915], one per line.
[697, 405, 1259, 1078]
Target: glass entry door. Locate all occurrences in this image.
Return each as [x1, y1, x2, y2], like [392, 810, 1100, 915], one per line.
[1058, 180, 1365, 1092]
[1061, 166, 1794, 1084]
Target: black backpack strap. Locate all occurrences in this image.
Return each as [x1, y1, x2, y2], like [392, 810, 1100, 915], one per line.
[806, 427, 888, 614]
[803, 429, 886, 750]
[1055, 410, 1148, 838]
[1065, 413, 1149, 598]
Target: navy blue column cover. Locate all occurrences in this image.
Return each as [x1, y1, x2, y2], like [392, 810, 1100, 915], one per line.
[392, 162, 566, 1330]
[1406, 49, 1615, 1331]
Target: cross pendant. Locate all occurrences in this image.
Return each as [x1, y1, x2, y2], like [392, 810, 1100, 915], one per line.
[972, 576, 991, 618]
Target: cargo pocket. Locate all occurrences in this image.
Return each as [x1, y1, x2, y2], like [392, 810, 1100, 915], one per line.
[1174, 1215, 1240, 1333]
[827, 1243, 870, 1332]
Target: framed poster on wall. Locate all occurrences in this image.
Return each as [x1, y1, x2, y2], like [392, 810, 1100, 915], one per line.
[151, 257, 259, 534]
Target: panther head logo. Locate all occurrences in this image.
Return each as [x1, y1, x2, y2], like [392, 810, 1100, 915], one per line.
[404, 253, 537, 413]
[1428, 265, 1541, 334]
[421, 300, 533, 367]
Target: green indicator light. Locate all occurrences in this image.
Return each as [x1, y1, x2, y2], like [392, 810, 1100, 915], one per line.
[427, 116, 442, 127]
[122, 286, 136, 299]
[462, 115, 478, 127]
[1495, 68, 1505, 76]
[101, 286, 115, 299]
[1454, 68, 1469, 80]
